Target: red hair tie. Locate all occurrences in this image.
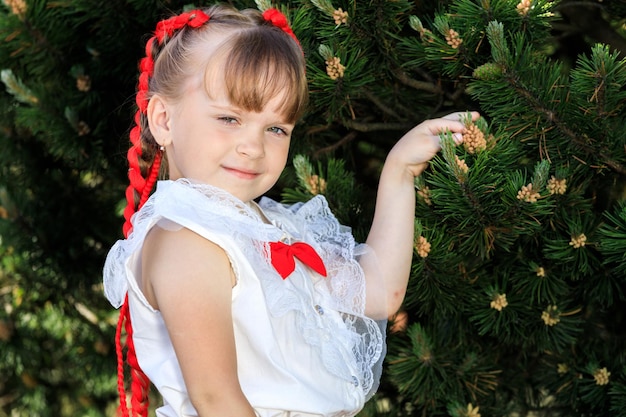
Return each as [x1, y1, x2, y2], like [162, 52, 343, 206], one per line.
[155, 10, 210, 43]
[262, 8, 300, 48]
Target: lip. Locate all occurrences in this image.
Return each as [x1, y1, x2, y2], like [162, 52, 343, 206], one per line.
[223, 166, 260, 180]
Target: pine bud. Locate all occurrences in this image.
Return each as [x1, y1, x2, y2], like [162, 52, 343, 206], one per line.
[466, 403, 481, 417]
[490, 293, 508, 311]
[541, 305, 560, 326]
[547, 176, 567, 195]
[557, 363, 569, 374]
[415, 235, 431, 258]
[409, 15, 425, 34]
[409, 16, 435, 42]
[417, 186, 432, 205]
[593, 367, 610, 386]
[462, 124, 487, 154]
[409, 15, 433, 42]
[325, 56, 345, 80]
[332, 8, 348, 25]
[77, 121, 91, 136]
[76, 75, 92, 92]
[516, 183, 541, 203]
[445, 28, 463, 49]
[389, 310, 408, 333]
[569, 233, 587, 249]
[455, 155, 469, 174]
[517, 0, 532, 16]
[472, 63, 503, 81]
[3, 0, 27, 19]
[305, 174, 327, 195]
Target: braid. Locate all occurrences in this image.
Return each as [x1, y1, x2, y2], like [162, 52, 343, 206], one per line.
[124, 300, 150, 416]
[115, 298, 129, 416]
[121, 37, 158, 238]
[116, 10, 210, 417]
[122, 10, 210, 236]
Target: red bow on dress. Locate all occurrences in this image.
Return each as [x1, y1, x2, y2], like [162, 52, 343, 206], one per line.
[269, 241, 327, 279]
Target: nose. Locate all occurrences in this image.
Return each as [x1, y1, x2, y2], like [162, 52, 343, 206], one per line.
[236, 130, 265, 159]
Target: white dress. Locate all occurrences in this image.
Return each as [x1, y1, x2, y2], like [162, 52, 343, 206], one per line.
[103, 179, 386, 417]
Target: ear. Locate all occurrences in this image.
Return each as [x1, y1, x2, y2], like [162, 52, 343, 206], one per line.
[147, 94, 173, 147]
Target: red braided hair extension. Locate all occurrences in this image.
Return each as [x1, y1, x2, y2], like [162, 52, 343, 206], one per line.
[115, 296, 130, 416]
[116, 9, 209, 417]
[122, 10, 209, 236]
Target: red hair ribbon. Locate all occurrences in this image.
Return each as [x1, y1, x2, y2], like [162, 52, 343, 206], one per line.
[262, 8, 300, 48]
[269, 241, 327, 279]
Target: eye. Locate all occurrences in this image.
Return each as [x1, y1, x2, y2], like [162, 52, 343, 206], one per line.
[218, 116, 239, 125]
[267, 126, 290, 136]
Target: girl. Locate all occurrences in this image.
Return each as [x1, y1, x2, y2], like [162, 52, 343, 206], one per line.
[103, 3, 478, 417]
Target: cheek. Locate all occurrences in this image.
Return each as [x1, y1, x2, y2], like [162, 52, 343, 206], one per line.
[278, 146, 291, 169]
[270, 141, 290, 165]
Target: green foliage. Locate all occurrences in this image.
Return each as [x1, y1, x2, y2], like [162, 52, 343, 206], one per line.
[281, 154, 367, 238]
[1, 0, 625, 416]
[369, 1, 625, 416]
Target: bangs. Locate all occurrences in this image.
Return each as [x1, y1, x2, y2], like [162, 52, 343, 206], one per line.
[207, 27, 308, 123]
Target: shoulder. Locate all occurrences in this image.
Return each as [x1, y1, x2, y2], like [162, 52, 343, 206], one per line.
[143, 224, 228, 262]
[141, 224, 235, 310]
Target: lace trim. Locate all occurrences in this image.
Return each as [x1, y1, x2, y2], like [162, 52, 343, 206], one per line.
[103, 179, 384, 398]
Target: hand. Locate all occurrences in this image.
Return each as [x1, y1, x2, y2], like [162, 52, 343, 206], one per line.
[386, 111, 480, 179]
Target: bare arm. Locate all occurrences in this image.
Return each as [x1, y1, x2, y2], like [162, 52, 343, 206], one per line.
[366, 112, 480, 316]
[142, 226, 256, 417]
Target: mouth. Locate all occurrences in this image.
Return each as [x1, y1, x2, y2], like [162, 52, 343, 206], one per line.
[223, 166, 259, 180]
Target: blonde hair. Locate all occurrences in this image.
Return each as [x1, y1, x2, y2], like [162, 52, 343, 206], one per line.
[153, 5, 308, 122]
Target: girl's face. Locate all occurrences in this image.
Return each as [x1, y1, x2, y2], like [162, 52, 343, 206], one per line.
[149, 72, 294, 203]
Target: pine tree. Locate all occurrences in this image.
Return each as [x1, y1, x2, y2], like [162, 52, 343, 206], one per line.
[0, 0, 624, 416]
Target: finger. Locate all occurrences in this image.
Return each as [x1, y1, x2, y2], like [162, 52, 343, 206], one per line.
[433, 131, 462, 148]
[422, 118, 465, 136]
[438, 131, 463, 146]
[441, 111, 480, 122]
[424, 111, 481, 137]
[427, 123, 466, 146]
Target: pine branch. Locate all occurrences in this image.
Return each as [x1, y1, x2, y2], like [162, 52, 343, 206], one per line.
[313, 130, 357, 157]
[392, 68, 442, 94]
[342, 119, 414, 132]
[360, 89, 404, 120]
[505, 74, 626, 175]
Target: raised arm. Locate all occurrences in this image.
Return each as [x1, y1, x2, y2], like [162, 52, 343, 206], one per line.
[365, 111, 480, 316]
[141, 226, 256, 417]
